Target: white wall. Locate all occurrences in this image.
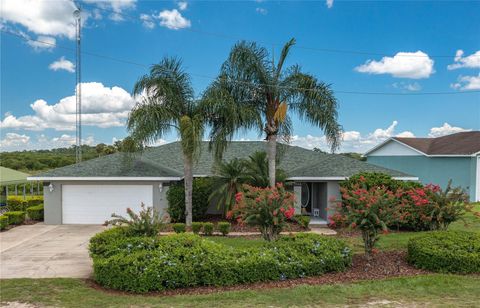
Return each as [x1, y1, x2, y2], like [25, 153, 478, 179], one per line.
[368, 140, 423, 156]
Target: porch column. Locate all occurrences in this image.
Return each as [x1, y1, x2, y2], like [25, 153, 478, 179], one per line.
[293, 183, 302, 215]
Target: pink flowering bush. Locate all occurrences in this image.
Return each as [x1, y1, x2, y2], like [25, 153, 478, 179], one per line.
[396, 181, 470, 231]
[227, 183, 296, 241]
[331, 182, 397, 256]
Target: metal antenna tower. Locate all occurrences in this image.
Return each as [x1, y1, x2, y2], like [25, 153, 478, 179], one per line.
[74, 6, 82, 163]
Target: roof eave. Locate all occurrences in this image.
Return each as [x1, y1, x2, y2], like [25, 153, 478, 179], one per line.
[27, 176, 183, 181]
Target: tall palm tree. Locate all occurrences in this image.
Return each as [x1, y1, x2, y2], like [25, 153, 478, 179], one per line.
[128, 57, 204, 226]
[203, 38, 342, 187]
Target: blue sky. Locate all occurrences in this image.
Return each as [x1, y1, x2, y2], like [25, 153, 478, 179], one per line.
[1, 0, 479, 153]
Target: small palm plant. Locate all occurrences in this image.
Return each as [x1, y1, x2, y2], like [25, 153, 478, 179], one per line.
[106, 203, 167, 236]
[209, 158, 248, 216]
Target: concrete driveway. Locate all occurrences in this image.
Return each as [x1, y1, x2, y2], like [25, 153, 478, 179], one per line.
[0, 224, 104, 278]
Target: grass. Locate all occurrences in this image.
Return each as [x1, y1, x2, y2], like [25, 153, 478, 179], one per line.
[1, 275, 479, 307]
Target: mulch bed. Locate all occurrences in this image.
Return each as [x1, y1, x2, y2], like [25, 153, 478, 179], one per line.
[86, 251, 428, 297]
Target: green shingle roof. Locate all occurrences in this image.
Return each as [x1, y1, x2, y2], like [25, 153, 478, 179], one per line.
[35, 141, 411, 179]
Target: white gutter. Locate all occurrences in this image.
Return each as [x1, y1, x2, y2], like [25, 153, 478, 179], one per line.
[27, 176, 182, 181]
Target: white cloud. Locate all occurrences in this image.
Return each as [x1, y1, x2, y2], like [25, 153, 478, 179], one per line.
[326, 0, 334, 8]
[49, 56, 75, 73]
[256, 8, 268, 15]
[0, 133, 95, 151]
[0, 133, 30, 148]
[355, 51, 435, 79]
[451, 73, 480, 91]
[290, 121, 415, 153]
[0, 82, 136, 131]
[178, 1, 188, 11]
[83, 0, 136, 21]
[1, 0, 78, 39]
[392, 81, 422, 91]
[447, 50, 480, 70]
[428, 123, 471, 138]
[157, 9, 191, 30]
[140, 14, 155, 29]
[26, 35, 56, 51]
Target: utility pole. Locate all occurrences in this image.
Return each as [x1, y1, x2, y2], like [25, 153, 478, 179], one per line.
[74, 5, 82, 163]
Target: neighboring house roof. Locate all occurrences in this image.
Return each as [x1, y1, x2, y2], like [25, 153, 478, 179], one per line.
[0, 167, 30, 185]
[365, 131, 480, 156]
[30, 141, 413, 180]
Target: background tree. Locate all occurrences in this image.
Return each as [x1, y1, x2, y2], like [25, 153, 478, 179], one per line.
[203, 38, 342, 187]
[128, 57, 204, 226]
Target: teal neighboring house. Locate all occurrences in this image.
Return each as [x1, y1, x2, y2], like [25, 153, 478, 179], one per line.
[365, 131, 480, 202]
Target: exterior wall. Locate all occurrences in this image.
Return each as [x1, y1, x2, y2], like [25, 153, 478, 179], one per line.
[43, 180, 172, 225]
[367, 156, 477, 201]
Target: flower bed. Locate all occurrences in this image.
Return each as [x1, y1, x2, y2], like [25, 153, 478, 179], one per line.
[90, 229, 352, 293]
[407, 231, 480, 274]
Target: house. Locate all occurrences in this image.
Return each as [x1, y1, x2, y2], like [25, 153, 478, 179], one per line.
[364, 131, 480, 202]
[28, 141, 415, 225]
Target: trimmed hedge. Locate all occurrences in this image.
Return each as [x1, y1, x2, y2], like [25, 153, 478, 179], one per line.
[203, 222, 214, 236]
[3, 211, 26, 225]
[172, 223, 186, 233]
[407, 231, 480, 274]
[7, 196, 43, 212]
[0, 215, 8, 230]
[90, 231, 352, 292]
[217, 222, 231, 236]
[26, 204, 44, 221]
[191, 222, 203, 234]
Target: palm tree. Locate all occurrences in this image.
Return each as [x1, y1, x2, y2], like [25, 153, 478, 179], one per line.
[128, 57, 204, 226]
[244, 151, 286, 187]
[208, 158, 247, 216]
[203, 38, 342, 187]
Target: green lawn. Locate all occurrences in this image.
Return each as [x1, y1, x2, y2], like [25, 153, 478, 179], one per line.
[1, 275, 479, 307]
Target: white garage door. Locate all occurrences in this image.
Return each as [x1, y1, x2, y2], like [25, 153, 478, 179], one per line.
[62, 185, 153, 224]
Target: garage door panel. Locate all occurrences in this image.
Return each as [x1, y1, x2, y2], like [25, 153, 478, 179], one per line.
[62, 185, 153, 224]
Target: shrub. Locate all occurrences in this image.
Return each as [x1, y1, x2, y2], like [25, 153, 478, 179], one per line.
[0, 215, 8, 230]
[106, 204, 166, 237]
[294, 215, 310, 229]
[91, 232, 351, 293]
[217, 222, 231, 236]
[6, 197, 27, 211]
[407, 231, 480, 274]
[167, 178, 214, 222]
[4, 211, 26, 225]
[26, 204, 44, 221]
[172, 223, 186, 233]
[228, 183, 296, 241]
[203, 222, 214, 236]
[89, 227, 133, 258]
[191, 222, 204, 234]
[26, 197, 43, 207]
[397, 181, 469, 231]
[332, 180, 396, 257]
[340, 172, 421, 191]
